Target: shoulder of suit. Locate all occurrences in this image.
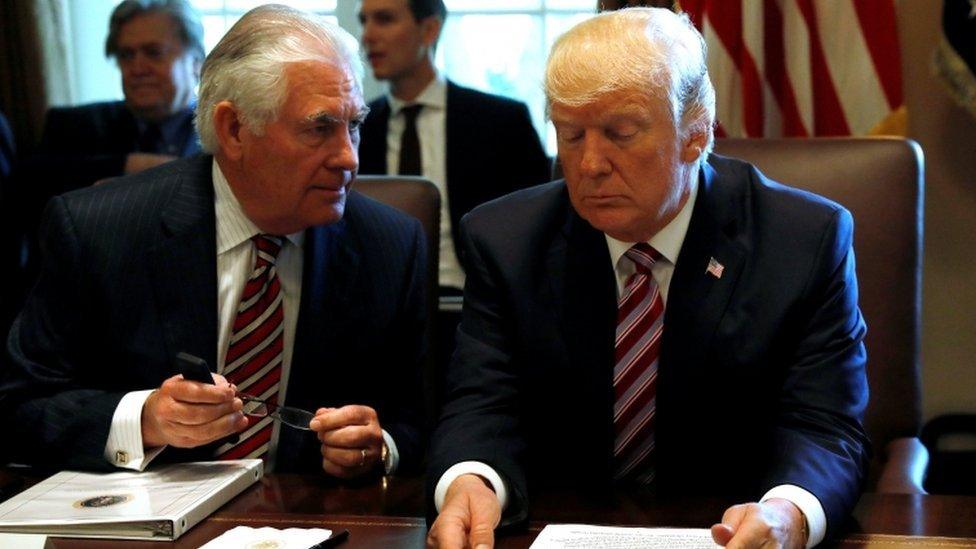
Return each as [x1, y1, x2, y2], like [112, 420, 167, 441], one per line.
[462, 180, 566, 230]
[60, 154, 209, 211]
[706, 153, 848, 225]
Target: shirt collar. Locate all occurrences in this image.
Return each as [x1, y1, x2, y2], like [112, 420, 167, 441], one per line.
[212, 159, 303, 255]
[387, 72, 447, 115]
[605, 176, 699, 270]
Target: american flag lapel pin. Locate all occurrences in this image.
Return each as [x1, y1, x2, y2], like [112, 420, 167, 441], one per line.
[706, 257, 724, 279]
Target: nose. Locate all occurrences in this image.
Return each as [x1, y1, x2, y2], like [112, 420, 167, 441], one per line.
[578, 132, 612, 179]
[326, 128, 359, 173]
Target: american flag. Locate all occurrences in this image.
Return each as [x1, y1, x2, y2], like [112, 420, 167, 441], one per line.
[707, 257, 725, 279]
[679, 0, 904, 137]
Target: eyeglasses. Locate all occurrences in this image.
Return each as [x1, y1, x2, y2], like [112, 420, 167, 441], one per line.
[238, 393, 315, 431]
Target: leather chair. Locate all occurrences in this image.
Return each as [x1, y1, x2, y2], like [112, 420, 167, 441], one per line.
[714, 137, 927, 493]
[353, 175, 442, 421]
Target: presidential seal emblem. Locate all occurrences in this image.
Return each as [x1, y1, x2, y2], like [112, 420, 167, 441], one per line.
[246, 540, 284, 549]
[73, 494, 133, 509]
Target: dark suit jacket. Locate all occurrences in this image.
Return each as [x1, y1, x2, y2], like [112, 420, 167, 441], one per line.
[428, 154, 870, 538]
[27, 101, 200, 194]
[0, 155, 427, 474]
[358, 81, 551, 261]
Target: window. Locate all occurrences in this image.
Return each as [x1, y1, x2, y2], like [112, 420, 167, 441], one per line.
[191, 1, 339, 53]
[437, 1, 595, 153]
[190, 0, 595, 155]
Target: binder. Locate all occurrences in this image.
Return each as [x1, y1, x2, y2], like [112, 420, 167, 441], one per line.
[0, 460, 262, 541]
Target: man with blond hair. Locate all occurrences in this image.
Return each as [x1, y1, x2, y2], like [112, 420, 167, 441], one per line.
[2, 5, 426, 479]
[427, 8, 868, 548]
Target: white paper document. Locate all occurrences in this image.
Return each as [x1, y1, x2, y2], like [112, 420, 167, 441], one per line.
[0, 460, 262, 541]
[531, 524, 721, 548]
[199, 526, 332, 549]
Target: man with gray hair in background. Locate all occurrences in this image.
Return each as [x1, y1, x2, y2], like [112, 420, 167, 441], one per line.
[427, 7, 868, 548]
[1, 5, 427, 480]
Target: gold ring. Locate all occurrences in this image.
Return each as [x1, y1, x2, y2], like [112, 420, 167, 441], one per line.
[360, 448, 368, 467]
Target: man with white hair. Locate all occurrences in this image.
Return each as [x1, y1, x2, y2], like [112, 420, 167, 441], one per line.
[427, 8, 868, 548]
[1, 5, 426, 479]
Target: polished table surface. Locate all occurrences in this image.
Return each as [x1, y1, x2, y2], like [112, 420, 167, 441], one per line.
[6, 472, 976, 548]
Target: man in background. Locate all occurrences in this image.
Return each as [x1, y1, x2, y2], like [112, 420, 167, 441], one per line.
[356, 0, 551, 375]
[1, 5, 426, 479]
[12, 0, 206, 318]
[27, 0, 204, 192]
[427, 8, 869, 549]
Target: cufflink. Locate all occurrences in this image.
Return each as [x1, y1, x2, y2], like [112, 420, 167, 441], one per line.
[115, 450, 129, 465]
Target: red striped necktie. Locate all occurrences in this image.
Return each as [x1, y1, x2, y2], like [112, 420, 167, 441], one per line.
[613, 243, 664, 484]
[217, 234, 284, 460]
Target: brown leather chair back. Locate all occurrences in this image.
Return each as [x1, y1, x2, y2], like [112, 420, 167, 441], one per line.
[714, 137, 925, 489]
[353, 176, 441, 419]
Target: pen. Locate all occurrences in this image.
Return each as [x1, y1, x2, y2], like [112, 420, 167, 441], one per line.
[310, 529, 349, 548]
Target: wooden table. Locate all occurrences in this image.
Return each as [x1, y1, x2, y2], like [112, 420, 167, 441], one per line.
[10, 473, 976, 548]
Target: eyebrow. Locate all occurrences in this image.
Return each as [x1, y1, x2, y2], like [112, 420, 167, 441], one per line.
[304, 105, 371, 126]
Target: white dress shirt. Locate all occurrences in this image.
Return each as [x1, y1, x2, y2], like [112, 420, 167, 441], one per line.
[104, 160, 399, 474]
[385, 74, 465, 290]
[434, 178, 825, 547]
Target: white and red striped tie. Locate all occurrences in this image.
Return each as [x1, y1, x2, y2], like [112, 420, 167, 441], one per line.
[217, 235, 284, 460]
[613, 243, 664, 484]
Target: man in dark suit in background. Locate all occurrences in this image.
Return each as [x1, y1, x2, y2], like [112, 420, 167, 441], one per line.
[357, 0, 551, 295]
[12, 1, 207, 323]
[27, 0, 204, 194]
[427, 8, 869, 549]
[1, 5, 426, 480]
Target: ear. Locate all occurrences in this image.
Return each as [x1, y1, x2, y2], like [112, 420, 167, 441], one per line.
[680, 128, 709, 164]
[420, 16, 443, 49]
[213, 100, 245, 162]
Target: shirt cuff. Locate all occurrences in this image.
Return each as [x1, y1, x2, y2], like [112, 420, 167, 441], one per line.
[103, 390, 165, 471]
[761, 484, 826, 548]
[381, 429, 399, 475]
[434, 461, 508, 513]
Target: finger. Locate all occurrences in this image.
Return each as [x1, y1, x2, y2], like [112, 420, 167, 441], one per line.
[321, 457, 363, 479]
[722, 503, 750, 529]
[427, 513, 469, 549]
[161, 398, 243, 426]
[317, 424, 382, 448]
[711, 523, 735, 546]
[724, 520, 770, 549]
[321, 444, 373, 468]
[310, 405, 377, 431]
[163, 411, 248, 447]
[167, 378, 236, 404]
[467, 505, 497, 549]
[211, 373, 231, 387]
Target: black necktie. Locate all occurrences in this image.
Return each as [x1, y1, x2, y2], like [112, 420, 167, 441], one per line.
[398, 105, 423, 175]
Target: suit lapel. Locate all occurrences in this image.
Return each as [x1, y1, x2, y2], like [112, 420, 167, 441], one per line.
[444, 81, 466, 229]
[149, 157, 218, 370]
[288, 217, 361, 405]
[662, 161, 747, 370]
[547, 199, 618, 474]
[360, 97, 390, 174]
[277, 217, 361, 468]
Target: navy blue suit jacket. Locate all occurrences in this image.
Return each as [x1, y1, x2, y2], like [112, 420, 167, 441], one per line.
[1, 155, 427, 474]
[358, 81, 551, 261]
[28, 101, 200, 194]
[428, 154, 870, 538]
